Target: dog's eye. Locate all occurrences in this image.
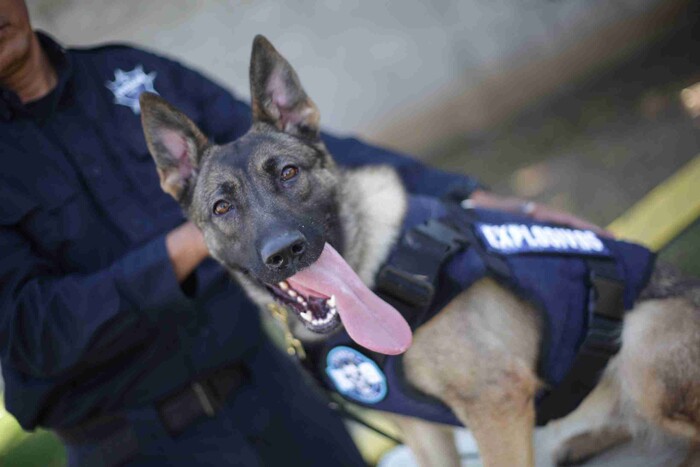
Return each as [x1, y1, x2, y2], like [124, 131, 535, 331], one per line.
[213, 200, 232, 216]
[280, 165, 299, 181]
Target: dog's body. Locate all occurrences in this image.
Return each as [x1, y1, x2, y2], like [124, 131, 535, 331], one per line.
[140, 36, 700, 466]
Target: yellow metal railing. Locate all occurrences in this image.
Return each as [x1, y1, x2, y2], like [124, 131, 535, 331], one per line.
[608, 155, 700, 249]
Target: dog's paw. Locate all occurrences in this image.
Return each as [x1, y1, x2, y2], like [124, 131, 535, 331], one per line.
[553, 433, 594, 466]
[553, 428, 630, 466]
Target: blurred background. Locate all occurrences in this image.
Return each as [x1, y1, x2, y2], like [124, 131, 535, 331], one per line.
[2, 0, 699, 465]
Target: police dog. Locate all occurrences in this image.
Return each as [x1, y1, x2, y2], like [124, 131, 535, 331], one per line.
[140, 35, 700, 466]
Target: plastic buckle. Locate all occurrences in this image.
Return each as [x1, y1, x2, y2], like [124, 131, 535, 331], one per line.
[585, 271, 625, 356]
[376, 265, 435, 309]
[191, 381, 217, 417]
[413, 220, 468, 256]
[585, 314, 622, 356]
[589, 273, 625, 321]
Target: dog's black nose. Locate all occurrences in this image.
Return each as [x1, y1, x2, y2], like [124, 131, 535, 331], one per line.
[261, 231, 308, 270]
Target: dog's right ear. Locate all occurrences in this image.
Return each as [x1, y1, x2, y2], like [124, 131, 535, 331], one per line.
[139, 92, 210, 201]
[249, 35, 320, 141]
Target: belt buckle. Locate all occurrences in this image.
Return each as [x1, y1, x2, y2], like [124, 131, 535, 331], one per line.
[191, 381, 217, 417]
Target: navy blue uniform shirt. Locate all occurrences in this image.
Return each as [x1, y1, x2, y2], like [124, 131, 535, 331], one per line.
[0, 33, 481, 430]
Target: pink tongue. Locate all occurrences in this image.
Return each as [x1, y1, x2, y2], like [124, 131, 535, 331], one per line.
[288, 243, 412, 355]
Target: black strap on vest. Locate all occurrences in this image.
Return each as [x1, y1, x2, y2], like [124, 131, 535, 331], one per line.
[375, 219, 469, 329]
[535, 257, 626, 425]
[328, 400, 404, 445]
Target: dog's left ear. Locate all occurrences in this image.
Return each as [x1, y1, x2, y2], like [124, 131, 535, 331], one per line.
[249, 35, 320, 140]
[139, 92, 210, 201]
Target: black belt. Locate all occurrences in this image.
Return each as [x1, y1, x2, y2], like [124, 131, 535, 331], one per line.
[57, 362, 249, 446]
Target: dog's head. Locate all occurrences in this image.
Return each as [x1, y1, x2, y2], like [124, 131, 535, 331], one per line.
[140, 36, 411, 354]
[141, 35, 340, 284]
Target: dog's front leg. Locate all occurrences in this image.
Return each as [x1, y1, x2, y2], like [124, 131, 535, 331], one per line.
[402, 279, 541, 466]
[445, 370, 537, 467]
[387, 413, 460, 467]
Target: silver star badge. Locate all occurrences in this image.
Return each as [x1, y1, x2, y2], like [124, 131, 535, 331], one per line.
[105, 65, 158, 114]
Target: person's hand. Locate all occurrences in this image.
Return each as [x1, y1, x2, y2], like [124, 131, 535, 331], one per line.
[166, 221, 210, 282]
[467, 190, 614, 238]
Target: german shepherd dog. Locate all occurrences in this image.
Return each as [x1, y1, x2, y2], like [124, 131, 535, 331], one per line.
[140, 36, 700, 466]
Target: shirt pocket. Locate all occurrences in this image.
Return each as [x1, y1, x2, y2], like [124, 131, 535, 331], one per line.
[20, 182, 120, 271]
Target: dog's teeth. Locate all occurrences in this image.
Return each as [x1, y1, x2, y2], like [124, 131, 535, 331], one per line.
[296, 296, 304, 304]
[300, 311, 312, 321]
[279, 281, 289, 290]
[312, 319, 320, 325]
[288, 289, 297, 298]
[327, 295, 336, 307]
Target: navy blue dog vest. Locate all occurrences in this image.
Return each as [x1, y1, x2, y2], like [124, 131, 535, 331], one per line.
[305, 195, 655, 426]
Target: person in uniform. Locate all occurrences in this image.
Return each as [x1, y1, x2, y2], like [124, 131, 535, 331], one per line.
[0, 1, 604, 465]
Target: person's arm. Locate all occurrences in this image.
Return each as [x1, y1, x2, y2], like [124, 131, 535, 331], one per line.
[322, 134, 484, 199]
[166, 221, 209, 282]
[324, 135, 610, 234]
[0, 221, 206, 379]
[466, 190, 612, 236]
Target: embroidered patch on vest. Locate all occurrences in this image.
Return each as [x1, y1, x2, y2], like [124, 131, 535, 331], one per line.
[326, 346, 387, 404]
[105, 65, 158, 114]
[476, 223, 612, 256]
